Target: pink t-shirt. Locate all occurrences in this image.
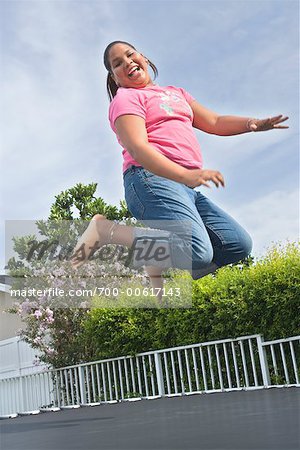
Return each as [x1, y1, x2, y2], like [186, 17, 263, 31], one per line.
[108, 84, 203, 173]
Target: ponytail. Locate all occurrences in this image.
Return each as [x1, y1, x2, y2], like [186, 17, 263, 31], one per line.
[106, 73, 119, 102]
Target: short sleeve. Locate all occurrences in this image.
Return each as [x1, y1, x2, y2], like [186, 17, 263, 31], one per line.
[177, 87, 196, 105]
[109, 88, 147, 130]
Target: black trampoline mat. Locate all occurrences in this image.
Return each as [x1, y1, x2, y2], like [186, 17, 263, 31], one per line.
[1, 388, 299, 450]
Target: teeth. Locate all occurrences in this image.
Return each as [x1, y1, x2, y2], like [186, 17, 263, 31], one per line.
[128, 67, 140, 77]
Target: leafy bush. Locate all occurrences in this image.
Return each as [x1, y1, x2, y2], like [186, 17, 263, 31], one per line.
[81, 242, 300, 361]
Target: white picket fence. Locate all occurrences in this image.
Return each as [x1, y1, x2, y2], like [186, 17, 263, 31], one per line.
[0, 334, 299, 416]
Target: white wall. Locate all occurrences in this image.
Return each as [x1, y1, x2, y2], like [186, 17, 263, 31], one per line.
[0, 284, 23, 341]
[0, 336, 47, 380]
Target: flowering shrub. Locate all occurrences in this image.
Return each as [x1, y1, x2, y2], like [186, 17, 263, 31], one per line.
[6, 183, 143, 368]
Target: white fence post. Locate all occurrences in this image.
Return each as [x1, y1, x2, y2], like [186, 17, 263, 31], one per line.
[19, 377, 25, 412]
[256, 335, 270, 387]
[78, 366, 86, 405]
[154, 352, 165, 397]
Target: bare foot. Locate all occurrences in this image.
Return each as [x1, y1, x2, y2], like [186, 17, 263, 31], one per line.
[71, 214, 114, 269]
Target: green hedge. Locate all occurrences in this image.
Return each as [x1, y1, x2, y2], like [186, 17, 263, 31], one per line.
[80, 242, 300, 361]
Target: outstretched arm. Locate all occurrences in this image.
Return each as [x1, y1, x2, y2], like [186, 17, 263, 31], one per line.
[190, 100, 289, 136]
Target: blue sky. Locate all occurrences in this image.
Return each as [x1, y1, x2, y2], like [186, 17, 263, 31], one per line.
[1, 0, 299, 273]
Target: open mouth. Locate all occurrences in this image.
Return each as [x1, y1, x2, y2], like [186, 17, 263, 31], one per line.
[128, 66, 141, 77]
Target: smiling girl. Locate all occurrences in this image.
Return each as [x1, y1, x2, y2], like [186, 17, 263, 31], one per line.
[71, 40, 288, 294]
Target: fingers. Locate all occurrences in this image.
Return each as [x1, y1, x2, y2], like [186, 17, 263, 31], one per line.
[202, 170, 225, 188]
[271, 115, 289, 125]
[189, 169, 225, 189]
[211, 177, 222, 188]
[270, 114, 283, 122]
[217, 172, 225, 187]
[253, 115, 289, 131]
[210, 171, 225, 188]
[201, 180, 211, 188]
[280, 116, 289, 123]
[270, 115, 288, 122]
[273, 116, 289, 128]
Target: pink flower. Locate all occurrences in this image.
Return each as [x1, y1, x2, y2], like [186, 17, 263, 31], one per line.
[20, 299, 33, 315]
[34, 309, 43, 319]
[38, 323, 47, 333]
[80, 301, 88, 309]
[46, 316, 55, 324]
[45, 307, 53, 317]
[45, 348, 55, 356]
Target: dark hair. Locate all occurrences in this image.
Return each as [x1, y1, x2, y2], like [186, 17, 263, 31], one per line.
[103, 40, 158, 101]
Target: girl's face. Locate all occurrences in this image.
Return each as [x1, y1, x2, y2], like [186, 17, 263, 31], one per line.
[108, 43, 153, 89]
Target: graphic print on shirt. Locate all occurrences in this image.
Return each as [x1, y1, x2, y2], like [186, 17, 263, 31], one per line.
[159, 90, 185, 116]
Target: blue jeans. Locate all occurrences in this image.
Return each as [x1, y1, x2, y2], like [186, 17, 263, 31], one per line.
[123, 166, 252, 279]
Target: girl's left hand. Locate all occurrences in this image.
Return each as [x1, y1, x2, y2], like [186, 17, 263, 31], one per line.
[248, 115, 289, 132]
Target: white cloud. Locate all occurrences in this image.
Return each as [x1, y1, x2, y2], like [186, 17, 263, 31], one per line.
[229, 188, 299, 258]
[1, 0, 120, 214]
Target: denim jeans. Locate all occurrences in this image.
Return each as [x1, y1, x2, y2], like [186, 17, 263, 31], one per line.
[123, 166, 252, 279]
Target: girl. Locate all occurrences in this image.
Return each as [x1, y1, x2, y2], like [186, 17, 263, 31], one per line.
[71, 40, 288, 293]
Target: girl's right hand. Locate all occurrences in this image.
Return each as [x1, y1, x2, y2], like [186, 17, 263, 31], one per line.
[183, 168, 225, 189]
